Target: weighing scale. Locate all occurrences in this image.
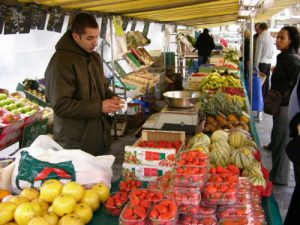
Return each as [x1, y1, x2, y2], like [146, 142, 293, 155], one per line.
[142, 103, 204, 135]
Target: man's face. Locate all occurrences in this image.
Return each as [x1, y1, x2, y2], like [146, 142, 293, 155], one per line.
[72, 27, 100, 52]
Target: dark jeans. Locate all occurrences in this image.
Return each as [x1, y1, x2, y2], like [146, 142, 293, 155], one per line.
[258, 63, 271, 98]
[198, 55, 209, 66]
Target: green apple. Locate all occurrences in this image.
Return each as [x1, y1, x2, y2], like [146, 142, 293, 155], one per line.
[16, 102, 24, 108]
[21, 106, 31, 113]
[11, 109, 20, 114]
[3, 105, 10, 110]
[7, 104, 17, 111]
[0, 93, 7, 100]
[6, 99, 14, 104]
[26, 110, 37, 116]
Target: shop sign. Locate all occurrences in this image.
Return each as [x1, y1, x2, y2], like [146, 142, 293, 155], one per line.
[4, 5, 31, 34]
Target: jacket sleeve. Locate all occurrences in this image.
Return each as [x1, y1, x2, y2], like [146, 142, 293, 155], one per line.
[286, 135, 300, 166]
[45, 55, 102, 120]
[286, 54, 300, 87]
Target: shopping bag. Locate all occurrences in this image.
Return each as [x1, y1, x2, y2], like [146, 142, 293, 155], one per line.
[11, 135, 115, 193]
[245, 68, 264, 112]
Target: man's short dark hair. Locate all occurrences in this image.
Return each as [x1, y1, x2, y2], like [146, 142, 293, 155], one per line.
[259, 23, 268, 31]
[71, 13, 98, 35]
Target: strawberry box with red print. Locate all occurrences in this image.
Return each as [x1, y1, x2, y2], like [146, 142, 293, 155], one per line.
[124, 130, 185, 166]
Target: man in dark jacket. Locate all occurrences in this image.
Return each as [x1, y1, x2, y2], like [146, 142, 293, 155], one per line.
[195, 28, 215, 66]
[45, 13, 123, 156]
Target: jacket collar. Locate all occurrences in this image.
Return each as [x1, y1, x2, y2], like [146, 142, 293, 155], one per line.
[56, 31, 91, 58]
[278, 48, 296, 59]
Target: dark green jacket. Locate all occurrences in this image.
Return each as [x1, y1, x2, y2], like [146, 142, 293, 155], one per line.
[45, 31, 116, 155]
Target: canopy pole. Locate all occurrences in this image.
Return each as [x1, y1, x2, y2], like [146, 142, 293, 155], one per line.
[249, 16, 255, 109]
[110, 16, 117, 138]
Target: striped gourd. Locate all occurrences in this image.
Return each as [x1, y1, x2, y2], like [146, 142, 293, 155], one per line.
[242, 165, 263, 177]
[210, 140, 231, 153]
[229, 131, 248, 148]
[211, 130, 229, 143]
[209, 147, 231, 167]
[187, 133, 211, 149]
[231, 147, 254, 169]
[248, 174, 266, 188]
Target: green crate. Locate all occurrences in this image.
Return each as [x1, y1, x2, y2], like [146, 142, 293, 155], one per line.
[16, 83, 49, 107]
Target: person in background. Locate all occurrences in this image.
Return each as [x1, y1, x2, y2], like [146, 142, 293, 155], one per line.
[268, 26, 300, 186]
[242, 30, 251, 80]
[195, 28, 215, 66]
[45, 13, 123, 156]
[253, 23, 260, 56]
[254, 22, 274, 98]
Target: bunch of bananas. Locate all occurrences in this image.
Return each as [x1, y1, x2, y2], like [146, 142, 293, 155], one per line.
[199, 72, 222, 91]
[221, 75, 241, 88]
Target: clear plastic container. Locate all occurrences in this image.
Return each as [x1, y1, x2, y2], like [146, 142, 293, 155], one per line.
[252, 209, 267, 225]
[202, 182, 238, 205]
[129, 188, 164, 203]
[119, 201, 150, 225]
[219, 216, 253, 225]
[207, 174, 239, 184]
[218, 204, 253, 218]
[149, 199, 178, 225]
[172, 165, 208, 187]
[180, 214, 218, 225]
[166, 187, 201, 205]
[176, 150, 209, 166]
[104, 192, 128, 216]
[178, 204, 216, 215]
[237, 193, 252, 205]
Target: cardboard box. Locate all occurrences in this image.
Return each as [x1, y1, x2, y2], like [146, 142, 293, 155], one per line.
[124, 130, 185, 166]
[122, 163, 172, 182]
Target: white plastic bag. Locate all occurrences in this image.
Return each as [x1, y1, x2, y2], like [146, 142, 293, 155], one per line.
[11, 135, 115, 193]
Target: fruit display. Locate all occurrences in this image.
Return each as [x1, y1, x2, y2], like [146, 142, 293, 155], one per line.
[0, 180, 110, 225]
[223, 47, 240, 65]
[199, 90, 246, 118]
[199, 72, 242, 91]
[172, 165, 208, 188]
[137, 140, 182, 153]
[176, 150, 209, 166]
[222, 87, 245, 97]
[119, 179, 143, 192]
[203, 182, 238, 205]
[178, 204, 216, 215]
[165, 188, 201, 205]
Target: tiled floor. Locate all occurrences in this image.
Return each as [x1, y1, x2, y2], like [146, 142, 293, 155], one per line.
[110, 112, 294, 223]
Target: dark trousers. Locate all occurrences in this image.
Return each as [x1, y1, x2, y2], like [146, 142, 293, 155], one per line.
[284, 164, 300, 225]
[258, 63, 271, 98]
[198, 55, 209, 66]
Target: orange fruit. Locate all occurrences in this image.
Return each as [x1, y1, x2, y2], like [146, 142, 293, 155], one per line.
[0, 189, 11, 201]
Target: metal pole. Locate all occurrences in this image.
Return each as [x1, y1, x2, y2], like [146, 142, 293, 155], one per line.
[110, 16, 117, 138]
[241, 24, 245, 80]
[110, 16, 116, 93]
[249, 16, 254, 108]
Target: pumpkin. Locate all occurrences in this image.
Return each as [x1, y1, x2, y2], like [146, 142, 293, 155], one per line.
[211, 130, 229, 143]
[229, 131, 248, 148]
[231, 147, 254, 169]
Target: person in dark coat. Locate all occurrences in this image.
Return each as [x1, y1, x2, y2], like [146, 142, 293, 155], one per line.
[269, 26, 300, 186]
[45, 13, 123, 156]
[195, 28, 215, 66]
[284, 27, 300, 225]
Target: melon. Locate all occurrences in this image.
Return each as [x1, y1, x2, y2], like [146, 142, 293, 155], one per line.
[229, 131, 248, 148]
[248, 174, 266, 188]
[209, 147, 231, 167]
[187, 133, 211, 148]
[231, 147, 254, 169]
[210, 140, 231, 153]
[211, 130, 229, 143]
[242, 165, 263, 177]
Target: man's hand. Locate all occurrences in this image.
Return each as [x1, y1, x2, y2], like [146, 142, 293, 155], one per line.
[102, 98, 124, 113]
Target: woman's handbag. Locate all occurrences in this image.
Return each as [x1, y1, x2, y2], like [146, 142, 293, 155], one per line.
[264, 89, 290, 115]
